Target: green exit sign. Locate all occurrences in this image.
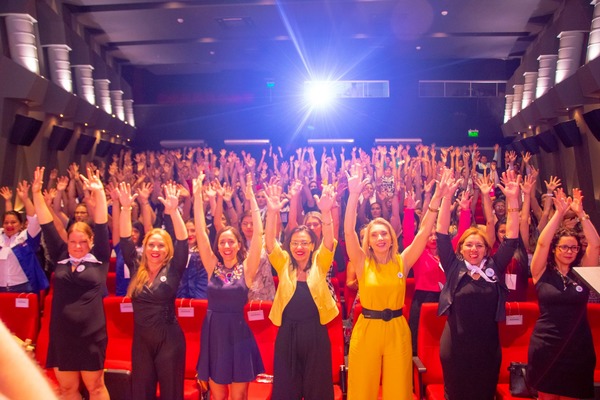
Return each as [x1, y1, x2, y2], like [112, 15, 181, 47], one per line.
[468, 129, 479, 137]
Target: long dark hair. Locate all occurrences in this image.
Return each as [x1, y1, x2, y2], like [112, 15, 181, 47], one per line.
[2, 210, 25, 225]
[283, 225, 318, 271]
[212, 226, 247, 265]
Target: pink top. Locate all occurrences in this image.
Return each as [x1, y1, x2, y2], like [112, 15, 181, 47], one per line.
[402, 207, 471, 292]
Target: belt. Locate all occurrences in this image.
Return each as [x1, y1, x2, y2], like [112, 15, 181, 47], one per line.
[361, 307, 403, 322]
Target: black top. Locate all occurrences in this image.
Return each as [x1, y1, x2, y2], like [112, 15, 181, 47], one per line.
[436, 233, 519, 321]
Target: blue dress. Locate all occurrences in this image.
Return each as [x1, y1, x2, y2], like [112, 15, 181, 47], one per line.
[196, 263, 264, 384]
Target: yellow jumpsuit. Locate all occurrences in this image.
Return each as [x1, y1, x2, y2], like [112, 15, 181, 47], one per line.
[348, 254, 412, 400]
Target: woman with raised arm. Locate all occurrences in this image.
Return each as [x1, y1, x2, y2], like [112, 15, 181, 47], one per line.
[345, 164, 446, 400]
[0, 181, 48, 293]
[119, 181, 189, 399]
[527, 188, 599, 400]
[436, 170, 521, 400]
[264, 182, 338, 400]
[32, 166, 110, 400]
[194, 172, 264, 400]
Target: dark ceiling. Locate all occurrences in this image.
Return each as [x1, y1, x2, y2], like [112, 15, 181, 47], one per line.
[61, 0, 564, 149]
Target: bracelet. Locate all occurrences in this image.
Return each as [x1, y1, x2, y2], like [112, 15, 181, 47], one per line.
[507, 207, 520, 213]
[322, 220, 333, 226]
[121, 206, 133, 211]
[428, 205, 439, 213]
[579, 214, 590, 221]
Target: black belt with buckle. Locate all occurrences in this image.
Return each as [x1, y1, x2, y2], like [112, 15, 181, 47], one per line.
[361, 307, 403, 322]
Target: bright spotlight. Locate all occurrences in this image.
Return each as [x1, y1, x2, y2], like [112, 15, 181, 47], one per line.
[304, 81, 336, 108]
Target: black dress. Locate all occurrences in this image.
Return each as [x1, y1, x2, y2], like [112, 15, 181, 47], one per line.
[440, 276, 500, 399]
[527, 267, 595, 398]
[43, 222, 110, 371]
[436, 233, 517, 400]
[272, 281, 333, 400]
[121, 235, 189, 400]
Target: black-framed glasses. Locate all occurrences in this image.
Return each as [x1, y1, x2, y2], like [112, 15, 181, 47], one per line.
[557, 245, 580, 253]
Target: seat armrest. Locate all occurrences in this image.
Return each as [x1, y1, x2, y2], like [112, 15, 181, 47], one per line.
[412, 356, 427, 400]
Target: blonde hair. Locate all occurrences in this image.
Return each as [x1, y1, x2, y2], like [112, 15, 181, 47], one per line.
[362, 217, 400, 268]
[127, 228, 174, 297]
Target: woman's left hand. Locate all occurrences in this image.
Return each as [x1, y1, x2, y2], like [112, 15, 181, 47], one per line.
[80, 168, 104, 192]
[158, 182, 180, 214]
[570, 188, 585, 217]
[315, 184, 337, 212]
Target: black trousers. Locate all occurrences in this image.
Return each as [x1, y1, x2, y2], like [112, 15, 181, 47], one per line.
[408, 290, 440, 355]
[132, 323, 186, 400]
[272, 319, 334, 400]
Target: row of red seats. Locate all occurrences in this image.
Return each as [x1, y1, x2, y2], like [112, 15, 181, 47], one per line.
[413, 302, 600, 400]
[29, 294, 345, 400]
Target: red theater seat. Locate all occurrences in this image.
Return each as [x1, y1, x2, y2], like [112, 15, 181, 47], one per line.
[327, 307, 346, 400]
[34, 294, 59, 389]
[495, 302, 540, 399]
[587, 303, 600, 384]
[413, 303, 446, 400]
[0, 292, 40, 343]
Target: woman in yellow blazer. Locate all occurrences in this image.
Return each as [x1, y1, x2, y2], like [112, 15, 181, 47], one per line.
[264, 182, 338, 400]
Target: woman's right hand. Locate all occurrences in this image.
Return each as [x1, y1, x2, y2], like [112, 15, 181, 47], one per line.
[118, 182, 138, 208]
[32, 167, 44, 194]
[346, 163, 366, 195]
[265, 183, 288, 213]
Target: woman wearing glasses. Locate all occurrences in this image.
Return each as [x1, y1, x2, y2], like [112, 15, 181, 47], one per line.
[436, 170, 521, 400]
[527, 188, 599, 400]
[264, 182, 338, 400]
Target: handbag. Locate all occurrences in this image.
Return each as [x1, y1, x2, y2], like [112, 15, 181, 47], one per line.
[508, 362, 538, 398]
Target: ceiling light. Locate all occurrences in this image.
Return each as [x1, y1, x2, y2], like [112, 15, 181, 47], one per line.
[441, 10, 448, 16]
[177, 18, 184, 23]
[224, 139, 270, 145]
[307, 139, 355, 144]
[374, 138, 422, 144]
[416, 46, 422, 50]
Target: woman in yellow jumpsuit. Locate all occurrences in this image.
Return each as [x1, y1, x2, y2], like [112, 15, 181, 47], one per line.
[344, 165, 456, 399]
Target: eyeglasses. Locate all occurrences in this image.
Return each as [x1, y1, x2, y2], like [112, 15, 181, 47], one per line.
[557, 245, 580, 253]
[290, 241, 312, 248]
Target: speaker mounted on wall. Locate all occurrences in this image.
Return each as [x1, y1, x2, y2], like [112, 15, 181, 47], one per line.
[48, 126, 74, 151]
[95, 140, 112, 157]
[521, 136, 540, 155]
[553, 120, 582, 147]
[534, 130, 560, 153]
[582, 108, 600, 142]
[74, 135, 96, 155]
[8, 115, 43, 146]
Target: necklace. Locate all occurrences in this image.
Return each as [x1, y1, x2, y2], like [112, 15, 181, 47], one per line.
[554, 267, 573, 291]
[214, 262, 243, 284]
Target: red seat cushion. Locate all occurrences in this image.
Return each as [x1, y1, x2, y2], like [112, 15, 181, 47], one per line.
[0, 292, 40, 343]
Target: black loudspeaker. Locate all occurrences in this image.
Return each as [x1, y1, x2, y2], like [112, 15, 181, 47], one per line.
[75, 135, 96, 155]
[48, 126, 74, 151]
[511, 140, 526, 154]
[8, 115, 43, 146]
[582, 109, 600, 142]
[521, 136, 540, 155]
[534, 130, 560, 153]
[553, 120, 582, 147]
[95, 140, 112, 157]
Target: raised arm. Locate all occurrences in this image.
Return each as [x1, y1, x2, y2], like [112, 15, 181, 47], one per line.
[315, 184, 336, 252]
[158, 182, 187, 241]
[243, 176, 264, 287]
[475, 173, 496, 246]
[265, 183, 288, 254]
[402, 169, 447, 272]
[344, 164, 368, 277]
[193, 172, 219, 275]
[32, 167, 53, 225]
[0, 186, 13, 212]
[79, 168, 108, 225]
[497, 170, 520, 240]
[571, 188, 600, 267]
[530, 192, 570, 283]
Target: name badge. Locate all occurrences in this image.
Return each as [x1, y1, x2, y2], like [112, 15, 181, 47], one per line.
[247, 310, 265, 321]
[76, 264, 86, 272]
[485, 268, 495, 278]
[178, 307, 195, 317]
[15, 298, 29, 308]
[505, 273, 517, 290]
[120, 303, 134, 313]
[506, 314, 523, 326]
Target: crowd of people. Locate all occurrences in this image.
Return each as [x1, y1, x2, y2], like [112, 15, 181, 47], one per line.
[0, 141, 598, 400]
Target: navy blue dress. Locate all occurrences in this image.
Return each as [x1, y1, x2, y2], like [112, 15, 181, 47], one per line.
[527, 267, 595, 398]
[196, 263, 264, 384]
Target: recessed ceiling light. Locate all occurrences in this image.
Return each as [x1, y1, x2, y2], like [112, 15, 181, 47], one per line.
[209, 51, 215, 55]
[177, 18, 184, 23]
[441, 10, 448, 16]
[416, 46, 422, 50]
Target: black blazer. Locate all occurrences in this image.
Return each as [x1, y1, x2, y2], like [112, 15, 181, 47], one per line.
[436, 233, 519, 322]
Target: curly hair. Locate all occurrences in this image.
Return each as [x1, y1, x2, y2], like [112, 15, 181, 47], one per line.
[547, 228, 584, 270]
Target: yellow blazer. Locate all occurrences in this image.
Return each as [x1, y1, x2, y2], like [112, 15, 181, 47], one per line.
[267, 239, 339, 326]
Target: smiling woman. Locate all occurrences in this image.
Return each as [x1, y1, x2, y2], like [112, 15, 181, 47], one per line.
[193, 172, 264, 400]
